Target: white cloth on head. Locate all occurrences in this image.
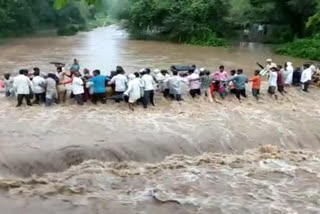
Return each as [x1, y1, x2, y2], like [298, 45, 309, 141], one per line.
[268, 71, 278, 87]
[110, 74, 128, 92]
[72, 77, 84, 95]
[142, 74, 156, 91]
[13, 75, 31, 95]
[154, 69, 160, 74]
[284, 62, 294, 85]
[266, 62, 277, 71]
[32, 76, 46, 94]
[301, 68, 312, 83]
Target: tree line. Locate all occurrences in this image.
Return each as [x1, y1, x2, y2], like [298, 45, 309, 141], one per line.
[2, 0, 320, 59]
[0, 0, 100, 37]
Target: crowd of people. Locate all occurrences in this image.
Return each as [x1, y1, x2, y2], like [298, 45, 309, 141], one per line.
[1, 58, 319, 111]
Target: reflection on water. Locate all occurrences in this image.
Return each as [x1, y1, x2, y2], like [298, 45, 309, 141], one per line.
[0, 25, 305, 75]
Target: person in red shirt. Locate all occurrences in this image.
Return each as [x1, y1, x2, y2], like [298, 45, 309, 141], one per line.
[249, 70, 261, 100]
[277, 65, 286, 95]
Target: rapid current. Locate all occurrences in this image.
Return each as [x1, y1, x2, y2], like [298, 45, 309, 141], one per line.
[0, 26, 319, 213]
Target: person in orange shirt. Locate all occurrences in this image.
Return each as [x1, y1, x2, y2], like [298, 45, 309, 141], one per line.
[249, 70, 261, 100]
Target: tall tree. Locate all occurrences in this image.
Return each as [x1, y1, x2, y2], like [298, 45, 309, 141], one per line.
[249, 0, 318, 37]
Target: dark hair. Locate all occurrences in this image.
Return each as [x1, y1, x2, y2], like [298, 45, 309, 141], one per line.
[230, 70, 236, 75]
[173, 70, 178, 76]
[19, 69, 28, 75]
[145, 68, 151, 74]
[199, 71, 205, 76]
[34, 69, 40, 76]
[277, 65, 282, 69]
[4, 73, 10, 79]
[192, 64, 196, 68]
[304, 64, 310, 69]
[205, 71, 211, 76]
[93, 69, 101, 75]
[116, 66, 125, 74]
[134, 72, 140, 78]
[74, 71, 81, 77]
[33, 67, 40, 72]
[237, 69, 243, 74]
[188, 69, 194, 74]
[161, 70, 168, 75]
[219, 65, 224, 70]
[57, 67, 62, 73]
[48, 73, 56, 79]
[270, 67, 278, 72]
[254, 70, 260, 75]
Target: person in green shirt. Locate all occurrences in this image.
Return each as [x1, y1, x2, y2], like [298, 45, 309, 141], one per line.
[70, 59, 80, 72]
[200, 70, 213, 103]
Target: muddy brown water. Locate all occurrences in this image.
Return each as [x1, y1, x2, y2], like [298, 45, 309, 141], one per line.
[0, 26, 319, 213]
[0, 25, 305, 75]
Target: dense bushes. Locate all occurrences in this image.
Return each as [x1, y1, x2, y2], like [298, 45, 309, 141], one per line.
[276, 37, 320, 61]
[122, 0, 229, 47]
[0, 0, 100, 37]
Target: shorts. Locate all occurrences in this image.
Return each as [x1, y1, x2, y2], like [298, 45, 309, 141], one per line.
[268, 86, 276, 95]
[278, 85, 284, 93]
[252, 89, 260, 97]
[57, 85, 66, 93]
[190, 89, 201, 98]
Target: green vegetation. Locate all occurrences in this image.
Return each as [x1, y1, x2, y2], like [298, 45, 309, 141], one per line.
[276, 37, 320, 61]
[0, 0, 108, 37]
[2, 0, 320, 59]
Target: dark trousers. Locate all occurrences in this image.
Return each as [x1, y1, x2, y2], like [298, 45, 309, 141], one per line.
[163, 89, 170, 98]
[17, 94, 32, 107]
[34, 93, 46, 104]
[92, 93, 106, 104]
[74, 94, 84, 105]
[235, 89, 247, 100]
[189, 89, 201, 98]
[143, 90, 155, 108]
[303, 81, 310, 92]
[252, 89, 260, 100]
[115, 91, 124, 103]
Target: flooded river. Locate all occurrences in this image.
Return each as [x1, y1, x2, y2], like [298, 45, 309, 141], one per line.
[0, 26, 320, 213]
[0, 26, 305, 75]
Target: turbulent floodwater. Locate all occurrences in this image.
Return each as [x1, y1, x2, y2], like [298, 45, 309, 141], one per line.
[1, 26, 320, 213]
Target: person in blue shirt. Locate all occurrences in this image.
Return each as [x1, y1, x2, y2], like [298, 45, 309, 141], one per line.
[89, 69, 109, 104]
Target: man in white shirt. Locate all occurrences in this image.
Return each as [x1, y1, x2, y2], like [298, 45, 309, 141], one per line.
[110, 69, 128, 103]
[142, 68, 156, 109]
[32, 67, 46, 104]
[301, 64, 312, 92]
[187, 69, 201, 98]
[72, 72, 84, 105]
[13, 69, 32, 107]
[168, 70, 183, 101]
[268, 67, 278, 99]
[124, 72, 143, 111]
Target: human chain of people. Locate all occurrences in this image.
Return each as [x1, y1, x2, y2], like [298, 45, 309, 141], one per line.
[1, 58, 319, 111]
